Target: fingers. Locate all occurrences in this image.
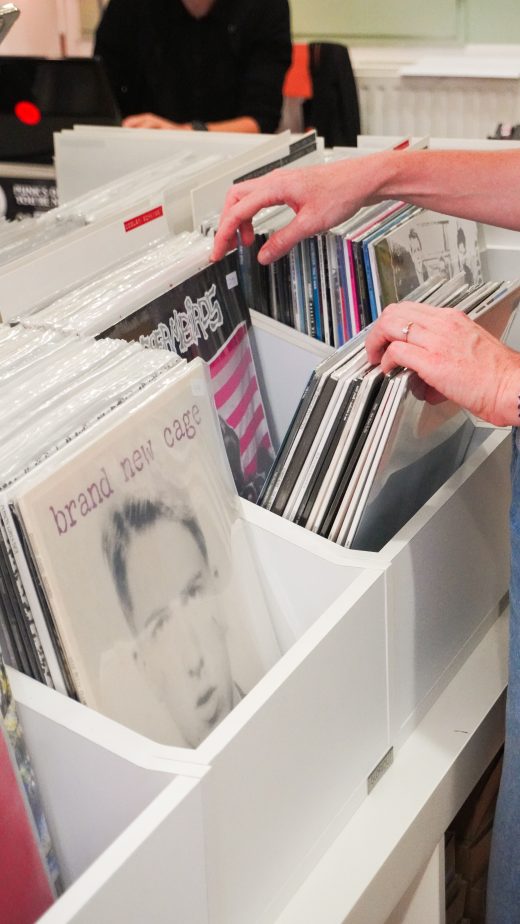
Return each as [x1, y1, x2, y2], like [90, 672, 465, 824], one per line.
[257, 212, 316, 263]
[122, 114, 144, 128]
[212, 183, 290, 261]
[365, 301, 452, 365]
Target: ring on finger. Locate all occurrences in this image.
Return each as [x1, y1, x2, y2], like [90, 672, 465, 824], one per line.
[401, 322, 413, 343]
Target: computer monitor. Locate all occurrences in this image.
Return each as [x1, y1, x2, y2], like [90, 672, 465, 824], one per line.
[0, 55, 121, 164]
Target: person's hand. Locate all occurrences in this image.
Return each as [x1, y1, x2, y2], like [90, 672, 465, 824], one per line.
[211, 157, 382, 263]
[365, 302, 520, 426]
[122, 113, 190, 130]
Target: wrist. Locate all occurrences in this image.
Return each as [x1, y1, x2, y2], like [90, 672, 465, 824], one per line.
[341, 150, 403, 209]
[370, 150, 411, 202]
[490, 356, 520, 427]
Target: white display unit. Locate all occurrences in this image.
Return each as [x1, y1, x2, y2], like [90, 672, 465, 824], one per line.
[2, 163, 518, 922]
[10, 499, 389, 924]
[273, 611, 508, 924]
[8, 299, 511, 924]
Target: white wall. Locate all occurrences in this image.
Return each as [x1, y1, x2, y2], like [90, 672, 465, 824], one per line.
[0, 0, 63, 56]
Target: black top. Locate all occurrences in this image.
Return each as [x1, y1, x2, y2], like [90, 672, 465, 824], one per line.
[94, 0, 292, 133]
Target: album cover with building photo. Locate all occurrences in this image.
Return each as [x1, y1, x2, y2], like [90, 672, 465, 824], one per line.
[100, 252, 274, 503]
[12, 361, 281, 748]
[374, 210, 482, 309]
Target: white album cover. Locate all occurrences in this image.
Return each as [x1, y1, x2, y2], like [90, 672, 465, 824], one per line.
[14, 360, 280, 747]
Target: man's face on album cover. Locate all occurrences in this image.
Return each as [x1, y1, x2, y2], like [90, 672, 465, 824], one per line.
[126, 515, 234, 747]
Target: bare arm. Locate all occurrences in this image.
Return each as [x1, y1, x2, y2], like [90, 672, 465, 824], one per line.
[212, 148, 520, 262]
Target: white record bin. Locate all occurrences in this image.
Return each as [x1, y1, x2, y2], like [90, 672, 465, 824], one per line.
[251, 305, 512, 747]
[4, 221, 516, 924]
[10, 501, 388, 924]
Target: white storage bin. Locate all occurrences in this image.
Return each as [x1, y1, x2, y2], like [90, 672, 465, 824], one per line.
[5, 227, 515, 924]
[38, 774, 210, 924]
[251, 313, 511, 746]
[10, 503, 388, 924]
[375, 423, 510, 743]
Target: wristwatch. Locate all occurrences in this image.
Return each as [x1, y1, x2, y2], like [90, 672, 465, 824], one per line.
[191, 120, 208, 131]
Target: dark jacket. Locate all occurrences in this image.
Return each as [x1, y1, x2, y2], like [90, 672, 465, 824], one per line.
[304, 43, 361, 148]
[94, 0, 291, 133]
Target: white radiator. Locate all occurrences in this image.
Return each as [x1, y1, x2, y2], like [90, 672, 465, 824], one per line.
[355, 68, 520, 139]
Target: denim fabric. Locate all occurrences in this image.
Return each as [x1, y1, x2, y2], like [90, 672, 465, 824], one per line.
[487, 428, 520, 924]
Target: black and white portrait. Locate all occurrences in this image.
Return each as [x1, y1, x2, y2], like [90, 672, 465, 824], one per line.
[15, 363, 280, 748]
[102, 487, 243, 748]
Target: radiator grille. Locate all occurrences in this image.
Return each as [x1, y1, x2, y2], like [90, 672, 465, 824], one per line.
[357, 72, 520, 138]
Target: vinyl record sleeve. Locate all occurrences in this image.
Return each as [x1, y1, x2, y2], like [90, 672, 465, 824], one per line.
[337, 375, 410, 547]
[260, 336, 366, 512]
[317, 233, 333, 346]
[268, 345, 366, 517]
[347, 374, 474, 551]
[374, 210, 482, 310]
[293, 376, 364, 528]
[325, 232, 344, 346]
[327, 374, 403, 544]
[100, 253, 274, 502]
[13, 362, 281, 747]
[309, 368, 386, 536]
[284, 355, 370, 522]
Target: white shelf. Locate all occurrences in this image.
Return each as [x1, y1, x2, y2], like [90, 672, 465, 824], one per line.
[273, 610, 508, 924]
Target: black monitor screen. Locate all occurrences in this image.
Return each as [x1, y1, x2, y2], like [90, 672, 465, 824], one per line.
[0, 56, 121, 163]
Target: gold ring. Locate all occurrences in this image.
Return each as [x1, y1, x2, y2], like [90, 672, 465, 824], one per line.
[401, 322, 413, 342]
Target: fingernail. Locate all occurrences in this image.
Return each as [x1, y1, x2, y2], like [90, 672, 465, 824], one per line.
[258, 248, 271, 265]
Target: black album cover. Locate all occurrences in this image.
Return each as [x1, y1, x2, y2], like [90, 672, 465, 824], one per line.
[0, 175, 57, 221]
[100, 253, 274, 502]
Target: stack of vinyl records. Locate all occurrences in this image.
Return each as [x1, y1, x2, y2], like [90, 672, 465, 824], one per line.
[259, 276, 520, 552]
[19, 234, 274, 503]
[0, 148, 223, 268]
[0, 333, 281, 746]
[0, 648, 61, 921]
[242, 201, 483, 348]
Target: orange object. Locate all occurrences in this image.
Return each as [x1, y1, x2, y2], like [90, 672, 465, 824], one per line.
[283, 44, 313, 100]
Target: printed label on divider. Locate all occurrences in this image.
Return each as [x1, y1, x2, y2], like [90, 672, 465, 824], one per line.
[124, 206, 164, 233]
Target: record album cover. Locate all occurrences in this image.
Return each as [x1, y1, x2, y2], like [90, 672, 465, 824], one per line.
[101, 253, 274, 502]
[14, 362, 280, 747]
[374, 211, 482, 309]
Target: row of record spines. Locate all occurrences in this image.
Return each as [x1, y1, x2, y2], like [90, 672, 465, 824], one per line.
[0, 498, 77, 698]
[238, 227, 384, 348]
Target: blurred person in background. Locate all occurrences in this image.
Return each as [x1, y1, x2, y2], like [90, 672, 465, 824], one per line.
[94, 0, 291, 133]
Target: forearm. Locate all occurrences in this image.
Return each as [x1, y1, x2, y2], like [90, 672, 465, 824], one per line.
[363, 149, 520, 232]
[212, 145, 520, 262]
[206, 116, 260, 134]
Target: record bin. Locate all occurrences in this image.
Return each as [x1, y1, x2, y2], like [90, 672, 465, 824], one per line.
[10, 502, 388, 924]
[3, 218, 517, 924]
[37, 770, 210, 924]
[251, 307, 511, 746]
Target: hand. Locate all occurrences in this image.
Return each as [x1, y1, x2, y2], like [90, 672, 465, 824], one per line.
[365, 302, 520, 426]
[211, 156, 383, 263]
[122, 113, 190, 130]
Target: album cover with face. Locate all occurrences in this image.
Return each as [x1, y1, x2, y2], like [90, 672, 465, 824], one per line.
[12, 361, 281, 748]
[374, 211, 482, 310]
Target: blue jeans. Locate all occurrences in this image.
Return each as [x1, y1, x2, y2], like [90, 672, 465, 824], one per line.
[487, 429, 520, 923]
